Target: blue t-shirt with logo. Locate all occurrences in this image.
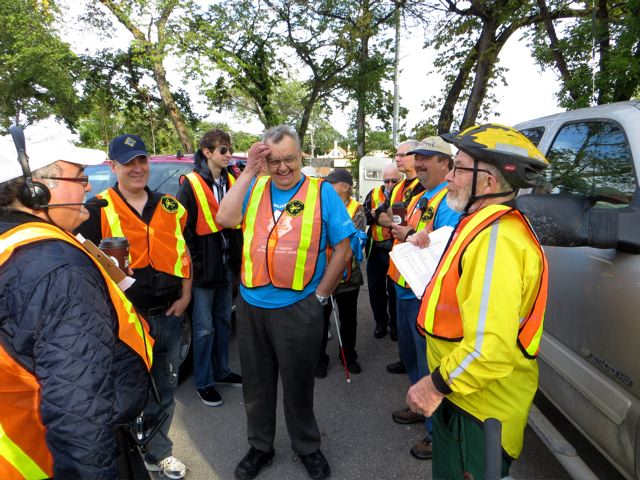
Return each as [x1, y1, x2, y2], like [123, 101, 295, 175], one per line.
[241, 175, 356, 308]
[394, 181, 461, 301]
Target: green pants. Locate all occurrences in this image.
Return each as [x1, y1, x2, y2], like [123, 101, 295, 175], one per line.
[432, 400, 512, 480]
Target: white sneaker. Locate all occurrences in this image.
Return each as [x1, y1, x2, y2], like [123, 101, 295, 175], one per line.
[144, 456, 187, 479]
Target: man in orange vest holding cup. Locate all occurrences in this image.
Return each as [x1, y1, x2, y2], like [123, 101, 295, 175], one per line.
[217, 125, 355, 480]
[406, 124, 550, 479]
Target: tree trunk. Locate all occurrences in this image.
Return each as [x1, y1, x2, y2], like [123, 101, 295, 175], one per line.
[596, 0, 610, 104]
[460, 19, 498, 129]
[437, 45, 478, 134]
[356, 35, 370, 159]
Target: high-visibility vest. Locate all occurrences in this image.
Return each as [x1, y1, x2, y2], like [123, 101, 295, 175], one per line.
[180, 171, 240, 234]
[327, 198, 360, 283]
[389, 177, 420, 206]
[98, 189, 191, 278]
[368, 186, 392, 242]
[242, 176, 323, 291]
[0, 223, 153, 480]
[388, 188, 448, 287]
[417, 205, 548, 358]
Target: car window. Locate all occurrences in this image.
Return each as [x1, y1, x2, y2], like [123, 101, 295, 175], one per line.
[520, 127, 545, 147]
[543, 121, 635, 207]
[85, 162, 194, 197]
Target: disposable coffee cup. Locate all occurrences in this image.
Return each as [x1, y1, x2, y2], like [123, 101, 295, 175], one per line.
[391, 202, 407, 226]
[99, 237, 130, 270]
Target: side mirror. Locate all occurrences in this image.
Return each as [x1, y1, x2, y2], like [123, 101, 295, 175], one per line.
[515, 193, 640, 254]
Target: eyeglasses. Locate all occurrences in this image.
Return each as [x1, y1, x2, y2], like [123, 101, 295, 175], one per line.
[217, 146, 233, 155]
[266, 156, 299, 169]
[383, 178, 400, 184]
[452, 166, 493, 177]
[395, 153, 412, 158]
[39, 175, 90, 187]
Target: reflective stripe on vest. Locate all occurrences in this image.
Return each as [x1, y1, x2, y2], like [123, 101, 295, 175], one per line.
[369, 186, 391, 241]
[389, 177, 420, 205]
[388, 188, 448, 288]
[98, 189, 191, 278]
[327, 198, 360, 283]
[242, 176, 322, 291]
[181, 172, 240, 235]
[417, 205, 548, 358]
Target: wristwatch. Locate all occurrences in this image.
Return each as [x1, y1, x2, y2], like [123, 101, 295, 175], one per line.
[315, 293, 329, 306]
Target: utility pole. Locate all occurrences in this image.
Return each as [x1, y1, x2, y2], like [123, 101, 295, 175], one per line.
[392, 4, 400, 147]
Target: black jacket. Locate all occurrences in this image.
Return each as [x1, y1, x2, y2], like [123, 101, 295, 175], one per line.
[0, 212, 149, 479]
[176, 151, 242, 288]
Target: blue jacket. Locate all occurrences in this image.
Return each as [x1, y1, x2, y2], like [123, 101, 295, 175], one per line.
[0, 212, 149, 479]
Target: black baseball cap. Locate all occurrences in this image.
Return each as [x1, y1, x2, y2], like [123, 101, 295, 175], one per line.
[109, 134, 148, 164]
[325, 169, 353, 186]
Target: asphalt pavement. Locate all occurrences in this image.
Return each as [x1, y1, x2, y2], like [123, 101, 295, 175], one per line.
[164, 281, 602, 480]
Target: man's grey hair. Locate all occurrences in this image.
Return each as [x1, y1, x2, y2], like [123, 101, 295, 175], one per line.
[397, 139, 418, 151]
[262, 125, 301, 150]
[0, 162, 61, 210]
[484, 163, 514, 193]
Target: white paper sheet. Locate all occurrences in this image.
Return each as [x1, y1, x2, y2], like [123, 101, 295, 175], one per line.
[388, 226, 453, 299]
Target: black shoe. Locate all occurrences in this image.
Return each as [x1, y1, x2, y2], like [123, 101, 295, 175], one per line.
[216, 372, 242, 387]
[386, 361, 406, 374]
[197, 387, 223, 407]
[374, 326, 387, 338]
[235, 447, 275, 480]
[315, 361, 328, 379]
[346, 360, 362, 374]
[299, 450, 330, 479]
[390, 328, 398, 342]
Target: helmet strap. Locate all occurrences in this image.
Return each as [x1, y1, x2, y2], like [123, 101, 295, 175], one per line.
[462, 160, 515, 214]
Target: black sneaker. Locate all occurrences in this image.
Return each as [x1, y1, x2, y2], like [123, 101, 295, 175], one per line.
[346, 360, 362, 374]
[197, 387, 223, 407]
[216, 372, 242, 387]
[235, 447, 275, 480]
[386, 360, 406, 374]
[373, 326, 387, 339]
[299, 450, 330, 479]
[315, 361, 328, 379]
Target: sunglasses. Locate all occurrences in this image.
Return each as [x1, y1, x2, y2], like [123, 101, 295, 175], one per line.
[218, 146, 233, 155]
[383, 178, 400, 184]
[39, 175, 90, 188]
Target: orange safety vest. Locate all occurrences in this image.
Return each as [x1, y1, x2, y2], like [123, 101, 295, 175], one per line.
[0, 223, 153, 480]
[417, 205, 548, 358]
[98, 189, 191, 279]
[368, 186, 392, 242]
[389, 177, 421, 206]
[180, 171, 240, 234]
[242, 176, 323, 291]
[327, 198, 360, 283]
[388, 188, 448, 287]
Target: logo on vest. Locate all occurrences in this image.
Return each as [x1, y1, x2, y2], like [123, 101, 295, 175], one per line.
[403, 188, 413, 202]
[421, 206, 435, 223]
[161, 195, 179, 213]
[285, 199, 305, 217]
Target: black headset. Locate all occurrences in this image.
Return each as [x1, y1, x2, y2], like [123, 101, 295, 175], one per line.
[9, 125, 51, 208]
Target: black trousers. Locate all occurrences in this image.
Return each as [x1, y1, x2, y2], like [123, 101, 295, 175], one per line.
[237, 293, 325, 455]
[319, 288, 359, 364]
[365, 242, 397, 333]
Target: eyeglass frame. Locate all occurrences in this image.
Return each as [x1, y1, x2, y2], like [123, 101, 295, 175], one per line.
[451, 165, 493, 177]
[39, 175, 90, 188]
[395, 152, 413, 158]
[215, 145, 233, 155]
[266, 155, 300, 169]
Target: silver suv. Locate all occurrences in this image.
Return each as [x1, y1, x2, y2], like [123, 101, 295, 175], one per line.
[514, 101, 640, 479]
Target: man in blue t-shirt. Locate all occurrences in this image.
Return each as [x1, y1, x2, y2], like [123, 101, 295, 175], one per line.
[217, 125, 355, 480]
[386, 136, 461, 462]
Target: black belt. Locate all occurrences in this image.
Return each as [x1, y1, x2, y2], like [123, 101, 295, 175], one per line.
[137, 303, 170, 318]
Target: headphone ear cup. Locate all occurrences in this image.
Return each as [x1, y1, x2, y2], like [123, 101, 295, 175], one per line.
[20, 179, 51, 208]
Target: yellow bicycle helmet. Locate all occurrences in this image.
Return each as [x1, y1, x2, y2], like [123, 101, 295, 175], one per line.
[441, 123, 549, 188]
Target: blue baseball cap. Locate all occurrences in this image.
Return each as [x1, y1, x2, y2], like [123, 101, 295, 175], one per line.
[108, 134, 148, 164]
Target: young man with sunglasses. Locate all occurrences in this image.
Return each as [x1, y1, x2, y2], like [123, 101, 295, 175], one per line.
[76, 134, 192, 480]
[363, 163, 402, 341]
[217, 125, 355, 480]
[176, 129, 243, 408]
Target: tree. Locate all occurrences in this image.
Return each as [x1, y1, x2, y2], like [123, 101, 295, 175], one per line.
[529, 0, 640, 109]
[90, 0, 195, 152]
[0, 0, 84, 128]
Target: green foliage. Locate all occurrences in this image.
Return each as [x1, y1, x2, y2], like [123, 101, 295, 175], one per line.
[0, 0, 84, 128]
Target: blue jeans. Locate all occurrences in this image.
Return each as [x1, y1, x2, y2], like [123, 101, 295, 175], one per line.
[396, 295, 432, 437]
[192, 276, 233, 390]
[144, 312, 182, 463]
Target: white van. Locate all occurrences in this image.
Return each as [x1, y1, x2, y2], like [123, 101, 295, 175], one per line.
[358, 156, 394, 202]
